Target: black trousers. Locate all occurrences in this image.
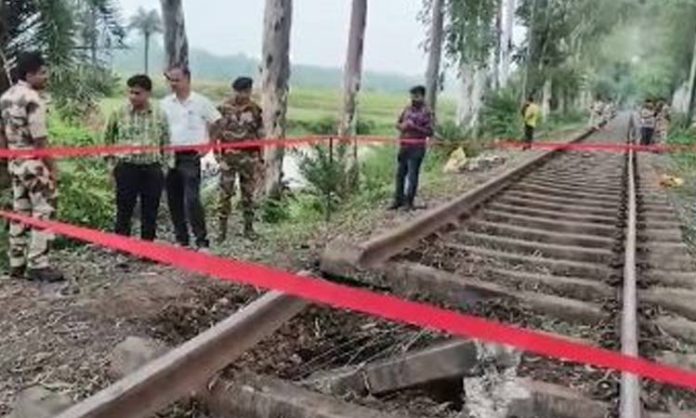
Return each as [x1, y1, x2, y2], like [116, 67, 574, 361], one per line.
[394, 146, 426, 206]
[640, 127, 655, 146]
[114, 162, 164, 241]
[524, 124, 535, 145]
[166, 152, 208, 247]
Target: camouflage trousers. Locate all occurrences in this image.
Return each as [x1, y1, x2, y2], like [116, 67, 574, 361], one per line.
[216, 152, 261, 229]
[8, 159, 57, 269]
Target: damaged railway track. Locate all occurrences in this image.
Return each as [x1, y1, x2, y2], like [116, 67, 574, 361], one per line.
[35, 114, 696, 418]
[319, 114, 696, 418]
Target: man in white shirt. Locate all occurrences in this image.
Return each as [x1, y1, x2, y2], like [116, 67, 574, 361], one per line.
[160, 67, 221, 250]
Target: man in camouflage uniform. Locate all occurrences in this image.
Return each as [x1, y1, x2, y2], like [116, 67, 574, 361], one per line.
[0, 52, 63, 282]
[213, 77, 264, 241]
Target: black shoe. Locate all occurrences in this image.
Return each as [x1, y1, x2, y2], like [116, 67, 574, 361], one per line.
[9, 266, 25, 279]
[27, 267, 65, 283]
[388, 202, 403, 211]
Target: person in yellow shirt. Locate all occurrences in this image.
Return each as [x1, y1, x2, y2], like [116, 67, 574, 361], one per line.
[521, 95, 540, 150]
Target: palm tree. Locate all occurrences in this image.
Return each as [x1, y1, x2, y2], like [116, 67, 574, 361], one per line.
[129, 8, 163, 74]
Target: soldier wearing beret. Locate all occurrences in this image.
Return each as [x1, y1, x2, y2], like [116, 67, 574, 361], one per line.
[212, 77, 264, 241]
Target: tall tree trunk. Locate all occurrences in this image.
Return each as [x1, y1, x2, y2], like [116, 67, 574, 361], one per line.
[541, 78, 552, 119]
[339, 0, 367, 188]
[500, 0, 515, 87]
[673, 81, 689, 114]
[457, 63, 487, 131]
[0, 49, 9, 190]
[492, 1, 502, 90]
[425, 0, 444, 111]
[686, 28, 696, 125]
[144, 33, 151, 74]
[261, 0, 293, 197]
[88, 6, 98, 65]
[160, 0, 189, 69]
[457, 63, 474, 128]
[470, 65, 487, 130]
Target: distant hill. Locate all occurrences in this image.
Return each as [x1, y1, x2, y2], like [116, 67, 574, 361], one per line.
[112, 41, 454, 94]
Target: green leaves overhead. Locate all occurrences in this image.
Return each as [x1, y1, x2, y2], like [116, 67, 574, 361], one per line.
[443, 0, 500, 66]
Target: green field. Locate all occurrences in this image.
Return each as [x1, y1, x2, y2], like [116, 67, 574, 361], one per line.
[100, 81, 458, 136]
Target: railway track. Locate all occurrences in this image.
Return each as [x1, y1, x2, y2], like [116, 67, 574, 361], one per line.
[320, 114, 696, 417]
[42, 114, 696, 418]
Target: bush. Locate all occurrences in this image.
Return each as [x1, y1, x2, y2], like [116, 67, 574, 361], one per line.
[49, 118, 114, 233]
[295, 139, 353, 214]
[479, 88, 522, 140]
[435, 120, 487, 159]
[359, 145, 396, 202]
[51, 65, 120, 122]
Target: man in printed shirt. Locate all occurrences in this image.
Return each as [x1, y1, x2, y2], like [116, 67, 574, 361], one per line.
[213, 77, 264, 241]
[0, 51, 63, 282]
[390, 85, 434, 211]
[103, 75, 169, 241]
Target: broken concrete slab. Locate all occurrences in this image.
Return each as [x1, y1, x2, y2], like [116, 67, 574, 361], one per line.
[7, 386, 73, 418]
[306, 339, 526, 398]
[306, 339, 479, 396]
[461, 378, 607, 418]
[205, 373, 424, 418]
[505, 379, 607, 418]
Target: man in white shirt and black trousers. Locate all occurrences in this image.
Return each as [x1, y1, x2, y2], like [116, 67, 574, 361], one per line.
[161, 66, 221, 250]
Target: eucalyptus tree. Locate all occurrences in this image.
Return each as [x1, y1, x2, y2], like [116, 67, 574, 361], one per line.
[260, 0, 293, 197]
[436, 0, 500, 128]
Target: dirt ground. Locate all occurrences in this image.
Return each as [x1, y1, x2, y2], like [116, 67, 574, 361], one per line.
[0, 130, 581, 416]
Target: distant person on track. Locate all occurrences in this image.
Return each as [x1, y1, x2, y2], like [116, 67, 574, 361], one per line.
[0, 51, 64, 282]
[521, 95, 540, 150]
[213, 77, 265, 241]
[161, 67, 221, 251]
[389, 85, 434, 211]
[639, 99, 657, 146]
[103, 75, 169, 242]
[655, 99, 671, 145]
[589, 98, 604, 129]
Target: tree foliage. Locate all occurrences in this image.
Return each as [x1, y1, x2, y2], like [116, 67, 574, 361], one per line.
[0, 0, 125, 117]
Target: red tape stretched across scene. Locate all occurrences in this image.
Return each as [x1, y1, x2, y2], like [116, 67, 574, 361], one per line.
[0, 135, 692, 160]
[3, 210, 696, 391]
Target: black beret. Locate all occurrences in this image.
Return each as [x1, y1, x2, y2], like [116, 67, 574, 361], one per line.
[232, 77, 253, 91]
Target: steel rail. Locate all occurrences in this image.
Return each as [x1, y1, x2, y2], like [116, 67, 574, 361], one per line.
[54, 291, 308, 418]
[620, 148, 642, 418]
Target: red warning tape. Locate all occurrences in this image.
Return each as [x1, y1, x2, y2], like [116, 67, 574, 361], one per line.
[3, 209, 696, 391]
[0, 136, 429, 159]
[2, 135, 689, 160]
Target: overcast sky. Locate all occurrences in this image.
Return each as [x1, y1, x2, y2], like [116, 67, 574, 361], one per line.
[117, 0, 429, 76]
